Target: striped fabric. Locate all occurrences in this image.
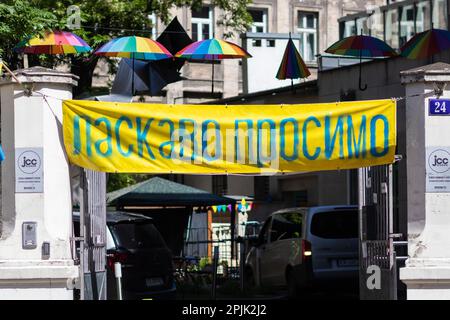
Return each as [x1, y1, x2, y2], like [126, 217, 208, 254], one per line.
[95, 36, 172, 60]
[325, 35, 397, 58]
[276, 38, 311, 80]
[16, 31, 91, 54]
[175, 38, 251, 60]
[401, 28, 450, 59]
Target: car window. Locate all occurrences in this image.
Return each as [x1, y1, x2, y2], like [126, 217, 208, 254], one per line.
[270, 212, 302, 242]
[258, 217, 272, 244]
[109, 221, 166, 249]
[245, 222, 261, 238]
[310, 210, 358, 239]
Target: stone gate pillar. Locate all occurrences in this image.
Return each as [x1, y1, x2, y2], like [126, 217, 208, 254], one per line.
[0, 67, 79, 299]
[400, 62, 450, 300]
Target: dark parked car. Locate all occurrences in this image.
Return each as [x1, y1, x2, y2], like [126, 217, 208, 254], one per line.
[73, 211, 176, 300]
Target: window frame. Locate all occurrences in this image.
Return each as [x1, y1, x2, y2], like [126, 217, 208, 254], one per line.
[248, 8, 268, 33]
[297, 11, 319, 63]
[191, 6, 214, 41]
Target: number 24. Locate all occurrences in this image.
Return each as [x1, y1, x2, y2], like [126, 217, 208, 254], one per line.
[435, 101, 447, 113]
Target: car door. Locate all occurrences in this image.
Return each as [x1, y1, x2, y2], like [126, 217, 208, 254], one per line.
[308, 208, 359, 280]
[269, 211, 303, 286]
[260, 214, 284, 286]
[257, 217, 273, 286]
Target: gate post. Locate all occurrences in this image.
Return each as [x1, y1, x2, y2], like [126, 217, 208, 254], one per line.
[0, 67, 79, 299]
[400, 63, 450, 299]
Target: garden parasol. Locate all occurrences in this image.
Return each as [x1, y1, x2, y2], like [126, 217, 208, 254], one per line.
[276, 34, 311, 91]
[175, 38, 252, 94]
[325, 34, 397, 91]
[94, 36, 173, 95]
[400, 28, 450, 59]
[15, 31, 91, 54]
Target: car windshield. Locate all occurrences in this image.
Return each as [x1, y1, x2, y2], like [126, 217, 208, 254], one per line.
[271, 212, 303, 241]
[310, 210, 358, 239]
[110, 221, 166, 249]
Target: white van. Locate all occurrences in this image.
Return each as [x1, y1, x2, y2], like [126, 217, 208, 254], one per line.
[244, 205, 359, 296]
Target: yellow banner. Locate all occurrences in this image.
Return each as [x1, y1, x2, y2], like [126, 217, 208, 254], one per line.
[62, 99, 396, 174]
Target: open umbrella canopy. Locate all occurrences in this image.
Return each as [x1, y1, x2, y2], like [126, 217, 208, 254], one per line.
[401, 28, 450, 59]
[94, 36, 172, 60]
[175, 38, 251, 60]
[175, 38, 251, 93]
[276, 38, 311, 80]
[15, 31, 91, 54]
[325, 35, 396, 91]
[325, 35, 397, 58]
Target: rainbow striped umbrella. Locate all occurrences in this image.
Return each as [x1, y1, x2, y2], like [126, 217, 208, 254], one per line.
[176, 38, 251, 93]
[95, 36, 173, 95]
[401, 28, 450, 59]
[15, 31, 91, 54]
[325, 35, 396, 90]
[276, 37, 311, 90]
[94, 36, 172, 60]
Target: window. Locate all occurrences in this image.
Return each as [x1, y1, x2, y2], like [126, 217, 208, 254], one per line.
[310, 210, 358, 239]
[191, 6, 213, 41]
[254, 176, 269, 200]
[369, 10, 384, 40]
[110, 222, 166, 249]
[248, 8, 268, 46]
[283, 190, 308, 207]
[258, 217, 272, 244]
[270, 212, 303, 242]
[416, 1, 431, 34]
[356, 17, 369, 35]
[148, 13, 157, 40]
[297, 12, 318, 62]
[433, 0, 447, 29]
[249, 9, 268, 33]
[385, 7, 399, 49]
[400, 4, 415, 47]
[342, 19, 356, 38]
[212, 175, 227, 195]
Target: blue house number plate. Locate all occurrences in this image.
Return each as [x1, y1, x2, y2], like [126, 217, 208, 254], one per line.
[429, 99, 450, 115]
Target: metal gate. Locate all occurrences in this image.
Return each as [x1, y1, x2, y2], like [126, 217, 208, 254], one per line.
[79, 169, 107, 300]
[358, 164, 401, 300]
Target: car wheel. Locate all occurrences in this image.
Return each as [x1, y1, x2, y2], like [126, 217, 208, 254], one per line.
[244, 268, 256, 292]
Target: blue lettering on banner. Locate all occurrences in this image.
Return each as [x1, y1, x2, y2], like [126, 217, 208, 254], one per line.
[158, 119, 175, 159]
[94, 117, 112, 157]
[115, 116, 133, 157]
[202, 120, 221, 161]
[280, 118, 299, 161]
[136, 117, 155, 159]
[302, 116, 321, 160]
[370, 115, 389, 157]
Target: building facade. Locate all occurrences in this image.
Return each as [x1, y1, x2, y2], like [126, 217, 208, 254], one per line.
[92, 0, 385, 104]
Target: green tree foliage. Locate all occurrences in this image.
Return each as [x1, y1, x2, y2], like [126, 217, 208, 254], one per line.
[0, 0, 57, 67]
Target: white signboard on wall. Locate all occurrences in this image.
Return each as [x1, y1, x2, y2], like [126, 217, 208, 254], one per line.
[244, 36, 303, 94]
[15, 147, 43, 193]
[426, 147, 450, 193]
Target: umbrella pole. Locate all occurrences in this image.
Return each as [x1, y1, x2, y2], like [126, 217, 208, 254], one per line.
[131, 53, 135, 97]
[359, 49, 367, 91]
[211, 60, 214, 94]
[149, 61, 152, 97]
